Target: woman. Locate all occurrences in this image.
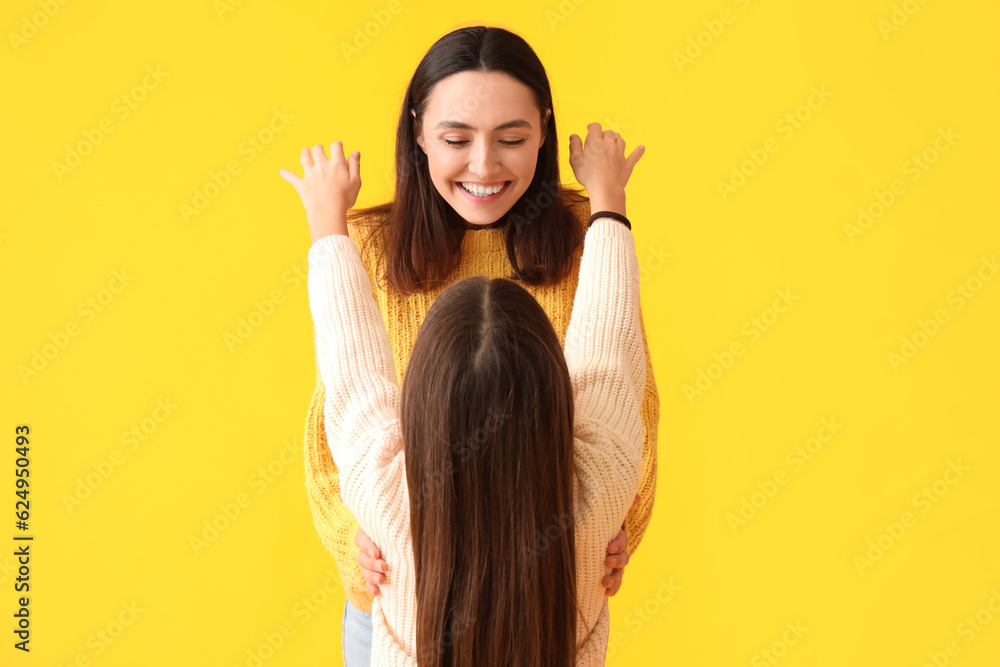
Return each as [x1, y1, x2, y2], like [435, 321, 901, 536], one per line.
[280, 25, 660, 664]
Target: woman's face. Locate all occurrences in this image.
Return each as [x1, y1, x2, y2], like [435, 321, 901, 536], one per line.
[414, 70, 551, 227]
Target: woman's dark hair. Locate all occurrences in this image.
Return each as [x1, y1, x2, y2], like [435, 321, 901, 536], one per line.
[347, 25, 588, 295]
[401, 275, 578, 666]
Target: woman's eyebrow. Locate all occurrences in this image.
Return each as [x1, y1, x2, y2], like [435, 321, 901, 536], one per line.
[435, 119, 532, 131]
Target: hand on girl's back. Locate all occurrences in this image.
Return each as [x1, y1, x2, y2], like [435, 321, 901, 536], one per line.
[356, 527, 387, 597]
[354, 494, 642, 598]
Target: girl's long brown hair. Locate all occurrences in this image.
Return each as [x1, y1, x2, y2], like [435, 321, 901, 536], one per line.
[401, 275, 577, 666]
[346, 25, 586, 295]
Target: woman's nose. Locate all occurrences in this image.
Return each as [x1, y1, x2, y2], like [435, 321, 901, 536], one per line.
[468, 141, 500, 179]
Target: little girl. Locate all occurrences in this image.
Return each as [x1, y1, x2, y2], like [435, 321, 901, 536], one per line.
[306, 207, 645, 664]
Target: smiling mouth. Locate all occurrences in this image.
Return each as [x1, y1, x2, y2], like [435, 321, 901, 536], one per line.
[457, 180, 511, 198]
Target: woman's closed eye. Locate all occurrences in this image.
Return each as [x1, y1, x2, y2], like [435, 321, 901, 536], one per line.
[443, 138, 527, 147]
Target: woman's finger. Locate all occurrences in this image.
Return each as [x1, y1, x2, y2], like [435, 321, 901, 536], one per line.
[606, 547, 631, 569]
[607, 527, 628, 555]
[358, 549, 388, 575]
[360, 566, 385, 585]
[358, 548, 377, 571]
[605, 550, 626, 569]
[355, 529, 381, 560]
[602, 568, 623, 595]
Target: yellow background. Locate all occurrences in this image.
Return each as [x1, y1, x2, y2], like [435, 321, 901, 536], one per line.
[3, 0, 998, 665]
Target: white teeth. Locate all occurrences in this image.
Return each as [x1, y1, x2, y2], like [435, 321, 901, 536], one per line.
[461, 182, 505, 196]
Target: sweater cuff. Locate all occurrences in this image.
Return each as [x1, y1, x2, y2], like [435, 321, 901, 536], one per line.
[307, 233, 355, 269]
[588, 216, 634, 241]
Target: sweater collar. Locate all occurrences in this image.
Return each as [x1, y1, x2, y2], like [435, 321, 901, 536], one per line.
[460, 224, 508, 256]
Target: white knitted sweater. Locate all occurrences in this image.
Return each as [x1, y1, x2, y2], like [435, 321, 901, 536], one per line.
[306, 217, 647, 666]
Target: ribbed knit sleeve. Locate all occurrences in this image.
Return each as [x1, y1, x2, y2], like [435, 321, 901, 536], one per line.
[306, 235, 415, 657]
[303, 224, 383, 613]
[306, 232, 406, 503]
[565, 218, 646, 449]
[563, 217, 647, 663]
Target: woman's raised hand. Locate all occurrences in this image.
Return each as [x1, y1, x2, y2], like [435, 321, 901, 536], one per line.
[568, 123, 644, 204]
[279, 142, 361, 242]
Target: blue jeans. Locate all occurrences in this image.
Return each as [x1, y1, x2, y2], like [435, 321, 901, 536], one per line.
[342, 599, 373, 666]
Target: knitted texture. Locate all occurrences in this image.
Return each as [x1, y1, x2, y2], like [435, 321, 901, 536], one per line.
[306, 218, 647, 665]
[302, 201, 661, 614]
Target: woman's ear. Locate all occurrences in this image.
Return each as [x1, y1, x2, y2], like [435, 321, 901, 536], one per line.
[411, 108, 425, 153]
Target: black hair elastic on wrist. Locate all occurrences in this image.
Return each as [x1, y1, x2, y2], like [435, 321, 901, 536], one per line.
[587, 210, 631, 230]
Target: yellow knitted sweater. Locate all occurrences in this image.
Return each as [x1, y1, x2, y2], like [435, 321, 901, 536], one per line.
[303, 200, 660, 613]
